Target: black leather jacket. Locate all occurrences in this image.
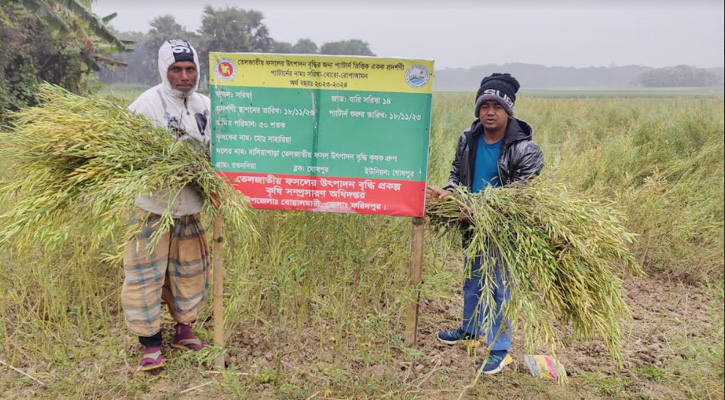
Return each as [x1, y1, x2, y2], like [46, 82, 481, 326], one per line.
[444, 117, 543, 190]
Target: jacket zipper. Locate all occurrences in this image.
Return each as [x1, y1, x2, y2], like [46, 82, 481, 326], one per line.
[497, 142, 507, 185]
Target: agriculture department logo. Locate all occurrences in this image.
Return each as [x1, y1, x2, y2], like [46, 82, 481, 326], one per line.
[405, 64, 430, 88]
[214, 58, 236, 80]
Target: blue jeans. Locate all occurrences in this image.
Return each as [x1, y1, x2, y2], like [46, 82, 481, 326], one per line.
[461, 252, 511, 351]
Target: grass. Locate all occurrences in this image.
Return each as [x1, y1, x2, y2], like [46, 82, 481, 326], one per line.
[0, 89, 723, 399]
[655, 282, 725, 399]
[96, 83, 211, 101]
[438, 86, 725, 99]
[94, 83, 153, 102]
[521, 87, 725, 98]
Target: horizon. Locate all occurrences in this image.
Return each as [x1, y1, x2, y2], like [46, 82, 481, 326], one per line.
[435, 62, 725, 70]
[93, 0, 724, 71]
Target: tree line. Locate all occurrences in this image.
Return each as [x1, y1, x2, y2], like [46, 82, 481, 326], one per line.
[0, 2, 374, 115]
[98, 5, 375, 87]
[635, 65, 723, 87]
[435, 63, 724, 91]
[3, 1, 721, 115]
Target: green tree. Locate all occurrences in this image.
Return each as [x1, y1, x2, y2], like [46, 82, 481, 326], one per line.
[244, 9, 272, 52]
[197, 6, 272, 58]
[319, 39, 374, 56]
[1, 0, 128, 114]
[196, 5, 273, 87]
[292, 38, 318, 54]
[271, 40, 293, 54]
[27, 0, 129, 71]
[147, 15, 195, 55]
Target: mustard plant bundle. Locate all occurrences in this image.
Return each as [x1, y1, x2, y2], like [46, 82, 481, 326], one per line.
[426, 179, 643, 366]
[0, 84, 252, 259]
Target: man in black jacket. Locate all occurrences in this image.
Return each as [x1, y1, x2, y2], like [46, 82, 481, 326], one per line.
[426, 73, 543, 375]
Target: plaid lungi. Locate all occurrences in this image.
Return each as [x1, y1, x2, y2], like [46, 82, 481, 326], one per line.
[121, 210, 210, 337]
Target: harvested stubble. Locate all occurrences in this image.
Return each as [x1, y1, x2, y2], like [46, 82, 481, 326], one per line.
[0, 83, 252, 259]
[426, 179, 644, 374]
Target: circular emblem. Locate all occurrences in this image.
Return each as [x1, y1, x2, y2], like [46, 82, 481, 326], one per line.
[214, 58, 236, 81]
[404, 64, 430, 88]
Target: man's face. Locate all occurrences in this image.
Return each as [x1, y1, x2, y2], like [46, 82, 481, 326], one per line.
[478, 100, 509, 131]
[167, 61, 197, 93]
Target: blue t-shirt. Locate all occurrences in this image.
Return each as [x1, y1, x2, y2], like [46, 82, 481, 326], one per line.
[472, 135, 502, 193]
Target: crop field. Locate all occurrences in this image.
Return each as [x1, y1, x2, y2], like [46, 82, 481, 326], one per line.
[521, 87, 725, 98]
[1, 89, 723, 399]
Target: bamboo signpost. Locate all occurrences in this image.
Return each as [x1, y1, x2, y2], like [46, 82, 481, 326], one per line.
[212, 216, 225, 367]
[404, 217, 425, 345]
[209, 53, 434, 359]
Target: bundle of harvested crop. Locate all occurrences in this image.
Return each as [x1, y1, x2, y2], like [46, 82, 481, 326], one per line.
[0, 84, 253, 259]
[426, 179, 643, 367]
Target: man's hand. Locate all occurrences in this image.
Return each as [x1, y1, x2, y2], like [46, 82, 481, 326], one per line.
[426, 185, 452, 203]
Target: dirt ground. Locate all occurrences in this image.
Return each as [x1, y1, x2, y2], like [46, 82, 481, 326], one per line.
[1, 274, 722, 399]
[205, 273, 723, 399]
[406, 274, 722, 399]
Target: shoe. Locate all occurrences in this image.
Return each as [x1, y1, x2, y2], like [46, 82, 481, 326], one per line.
[478, 350, 512, 375]
[138, 346, 165, 372]
[436, 328, 480, 345]
[171, 323, 206, 351]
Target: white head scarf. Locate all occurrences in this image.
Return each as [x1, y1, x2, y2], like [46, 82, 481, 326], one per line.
[157, 39, 200, 98]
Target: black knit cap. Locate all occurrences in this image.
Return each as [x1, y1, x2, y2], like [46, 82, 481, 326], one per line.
[474, 73, 520, 117]
[167, 39, 195, 63]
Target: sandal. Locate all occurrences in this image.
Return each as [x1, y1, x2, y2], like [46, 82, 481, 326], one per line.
[138, 346, 165, 372]
[171, 323, 206, 351]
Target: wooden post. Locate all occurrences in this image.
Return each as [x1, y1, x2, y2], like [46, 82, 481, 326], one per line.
[212, 215, 225, 368]
[405, 217, 425, 346]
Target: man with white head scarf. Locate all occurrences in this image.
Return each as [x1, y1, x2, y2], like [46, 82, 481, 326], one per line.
[124, 39, 211, 372]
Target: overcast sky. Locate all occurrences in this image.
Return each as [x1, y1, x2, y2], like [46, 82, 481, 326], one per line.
[93, 0, 724, 70]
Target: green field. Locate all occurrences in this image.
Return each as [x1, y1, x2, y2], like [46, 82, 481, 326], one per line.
[105, 83, 725, 100]
[442, 86, 725, 98]
[1, 89, 723, 399]
[525, 87, 724, 98]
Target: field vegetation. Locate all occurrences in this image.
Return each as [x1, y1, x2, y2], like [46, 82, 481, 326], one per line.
[1, 89, 723, 399]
